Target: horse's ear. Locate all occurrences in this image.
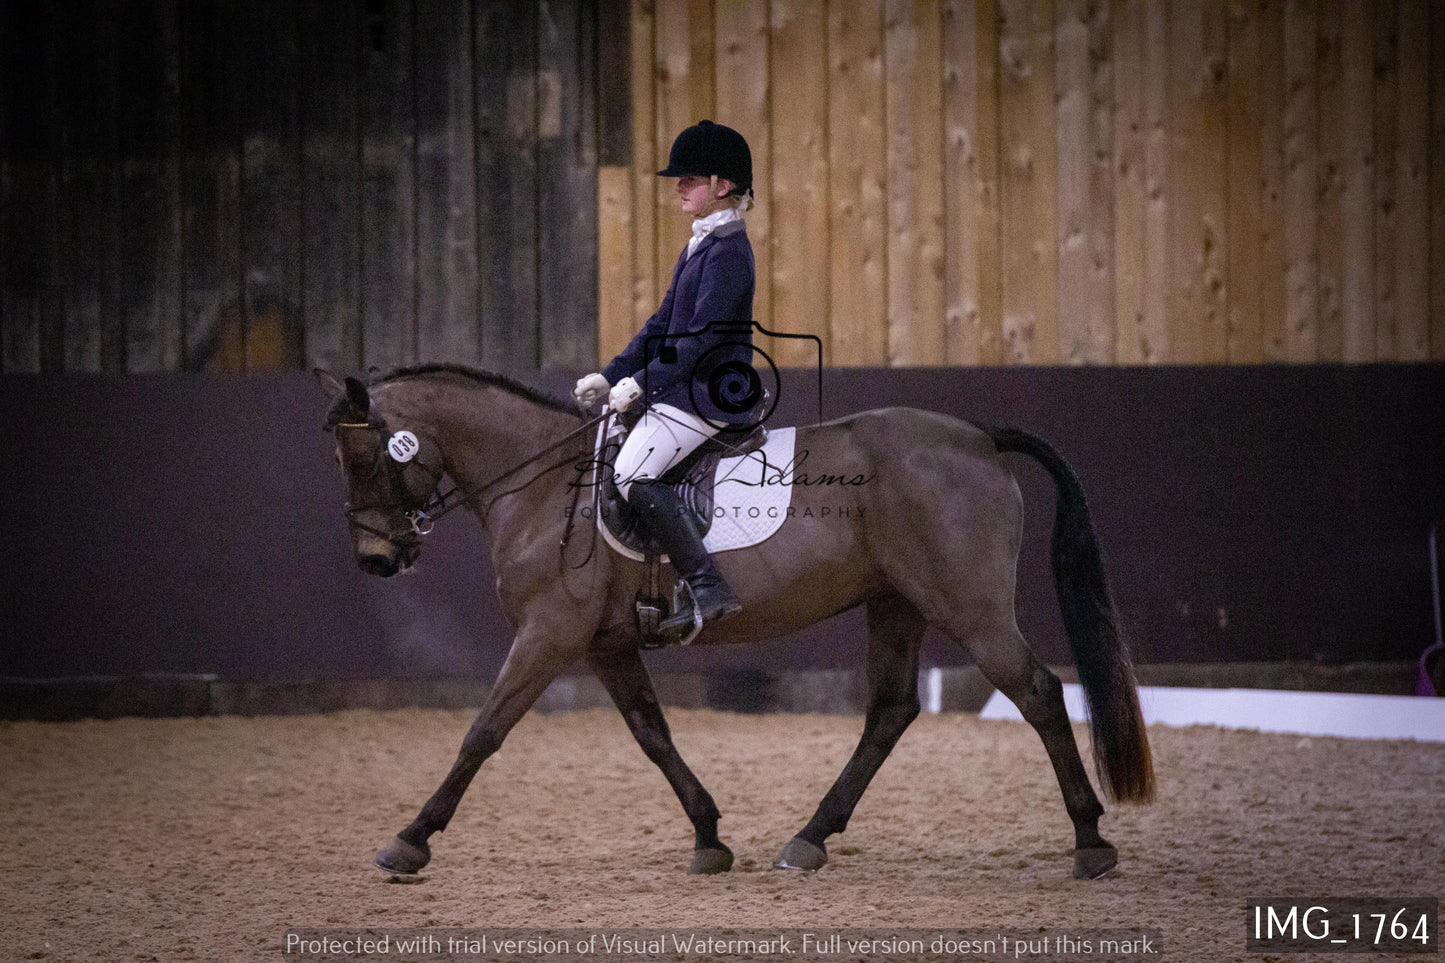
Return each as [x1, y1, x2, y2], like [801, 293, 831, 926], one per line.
[313, 367, 346, 400]
[344, 376, 371, 419]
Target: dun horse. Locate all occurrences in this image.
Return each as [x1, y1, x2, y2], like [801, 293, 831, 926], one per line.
[317, 365, 1153, 880]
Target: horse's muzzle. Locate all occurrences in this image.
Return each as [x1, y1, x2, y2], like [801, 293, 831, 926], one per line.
[356, 540, 420, 578]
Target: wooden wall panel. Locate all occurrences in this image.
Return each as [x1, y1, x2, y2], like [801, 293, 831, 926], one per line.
[236, 0, 302, 373]
[1257, 0, 1288, 362]
[537, 0, 598, 370]
[1226, 0, 1262, 363]
[714, 0, 772, 359]
[415, 0, 480, 366]
[1282, 0, 1318, 362]
[769, 0, 829, 366]
[885, 0, 946, 366]
[1372, 0, 1399, 362]
[1168, 0, 1228, 364]
[1055, 0, 1113, 364]
[1432, 0, 1445, 360]
[1393, 0, 1429, 361]
[5, 0, 1444, 375]
[998, 0, 1058, 363]
[828, 0, 888, 366]
[942, 0, 1001, 366]
[298, 0, 361, 374]
[476, 0, 539, 371]
[630, 1, 659, 328]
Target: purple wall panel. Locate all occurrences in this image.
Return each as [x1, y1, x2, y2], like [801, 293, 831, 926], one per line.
[2, 365, 1442, 682]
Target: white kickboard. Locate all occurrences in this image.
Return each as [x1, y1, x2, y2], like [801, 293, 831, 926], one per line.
[979, 684, 1445, 742]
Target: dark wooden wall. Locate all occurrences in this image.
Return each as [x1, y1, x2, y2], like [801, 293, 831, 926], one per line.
[0, 0, 611, 374]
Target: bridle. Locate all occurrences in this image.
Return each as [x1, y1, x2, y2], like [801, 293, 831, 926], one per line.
[332, 408, 611, 553]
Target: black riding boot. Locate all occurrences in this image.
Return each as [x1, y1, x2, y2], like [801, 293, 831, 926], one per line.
[627, 479, 743, 624]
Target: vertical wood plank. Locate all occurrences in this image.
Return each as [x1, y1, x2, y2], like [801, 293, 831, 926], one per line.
[715, 0, 772, 345]
[771, 0, 830, 366]
[357, 0, 416, 372]
[538, 0, 598, 370]
[1429, 0, 1444, 359]
[1258, 0, 1289, 361]
[179, 0, 243, 371]
[1112, 0, 1146, 363]
[597, 0, 633, 168]
[58, 0, 111, 373]
[828, 0, 888, 366]
[118, 0, 184, 373]
[998, 0, 1057, 363]
[1372, 0, 1398, 361]
[299, 0, 362, 373]
[598, 165, 635, 361]
[1338, 0, 1374, 362]
[475, 0, 539, 371]
[630, 0, 659, 331]
[1168, 0, 1228, 364]
[1393, 0, 1429, 360]
[237, 0, 303, 371]
[415, 0, 480, 366]
[1226, 0, 1264, 363]
[655, 0, 695, 292]
[1140, 0, 1170, 363]
[1314, 0, 1342, 361]
[0, 2, 52, 373]
[690, 0, 717, 121]
[597, 1, 637, 365]
[1055, 0, 1113, 364]
[1282, 0, 1317, 362]
[942, 0, 1002, 365]
[886, 0, 946, 366]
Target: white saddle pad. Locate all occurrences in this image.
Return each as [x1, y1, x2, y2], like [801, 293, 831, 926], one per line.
[599, 426, 797, 562]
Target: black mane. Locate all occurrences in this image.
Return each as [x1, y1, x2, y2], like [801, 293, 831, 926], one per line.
[376, 363, 578, 417]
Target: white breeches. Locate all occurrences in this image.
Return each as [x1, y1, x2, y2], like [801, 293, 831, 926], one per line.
[613, 403, 720, 500]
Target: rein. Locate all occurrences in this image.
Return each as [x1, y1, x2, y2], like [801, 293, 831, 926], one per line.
[339, 409, 610, 546]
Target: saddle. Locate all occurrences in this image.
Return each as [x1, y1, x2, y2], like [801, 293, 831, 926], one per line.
[595, 419, 770, 557]
[592, 416, 770, 649]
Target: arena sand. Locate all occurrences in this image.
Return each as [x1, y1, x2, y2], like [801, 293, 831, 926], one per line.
[3, 707, 1441, 962]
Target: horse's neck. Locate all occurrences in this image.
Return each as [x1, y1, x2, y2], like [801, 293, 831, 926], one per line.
[376, 376, 580, 518]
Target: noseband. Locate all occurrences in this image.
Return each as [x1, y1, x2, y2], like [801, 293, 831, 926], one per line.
[335, 420, 447, 548]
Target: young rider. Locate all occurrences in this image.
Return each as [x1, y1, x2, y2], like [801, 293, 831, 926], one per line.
[574, 120, 755, 627]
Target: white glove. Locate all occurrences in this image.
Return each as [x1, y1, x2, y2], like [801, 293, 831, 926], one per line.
[608, 376, 643, 413]
[573, 373, 609, 410]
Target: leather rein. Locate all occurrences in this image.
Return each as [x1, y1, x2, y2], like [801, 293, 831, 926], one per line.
[335, 409, 610, 550]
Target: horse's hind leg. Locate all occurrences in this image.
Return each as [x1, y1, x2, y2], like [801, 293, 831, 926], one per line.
[589, 648, 733, 874]
[959, 612, 1116, 879]
[776, 591, 925, 871]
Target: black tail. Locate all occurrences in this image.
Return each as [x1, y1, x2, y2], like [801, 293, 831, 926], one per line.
[983, 425, 1155, 803]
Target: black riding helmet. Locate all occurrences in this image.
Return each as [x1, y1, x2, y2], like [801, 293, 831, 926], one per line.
[657, 120, 752, 193]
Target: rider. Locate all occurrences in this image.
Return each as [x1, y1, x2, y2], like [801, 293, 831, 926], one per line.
[574, 120, 755, 627]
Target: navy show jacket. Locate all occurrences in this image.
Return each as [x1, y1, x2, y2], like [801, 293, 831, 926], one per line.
[601, 219, 755, 426]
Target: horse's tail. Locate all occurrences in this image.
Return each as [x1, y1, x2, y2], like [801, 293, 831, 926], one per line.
[982, 425, 1155, 804]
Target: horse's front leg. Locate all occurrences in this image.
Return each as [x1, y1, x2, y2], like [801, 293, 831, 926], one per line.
[588, 647, 733, 875]
[375, 625, 583, 874]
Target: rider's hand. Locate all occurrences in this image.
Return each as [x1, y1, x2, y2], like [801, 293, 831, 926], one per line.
[608, 376, 642, 413]
[573, 373, 609, 411]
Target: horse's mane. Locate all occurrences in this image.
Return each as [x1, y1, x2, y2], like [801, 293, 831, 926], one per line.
[375, 363, 579, 417]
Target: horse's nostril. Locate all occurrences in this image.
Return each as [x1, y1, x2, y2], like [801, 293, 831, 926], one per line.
[358, 554, 398, 578]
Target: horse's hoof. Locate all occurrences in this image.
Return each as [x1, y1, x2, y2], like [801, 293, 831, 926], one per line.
[1073, 845, 1117, 880]
[689, 846, 734, 875]
[775, 836, 827, 871]
[376, 835, 430, 875]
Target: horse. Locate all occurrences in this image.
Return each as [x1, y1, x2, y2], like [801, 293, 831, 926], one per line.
[315, 363, 1154, 881]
